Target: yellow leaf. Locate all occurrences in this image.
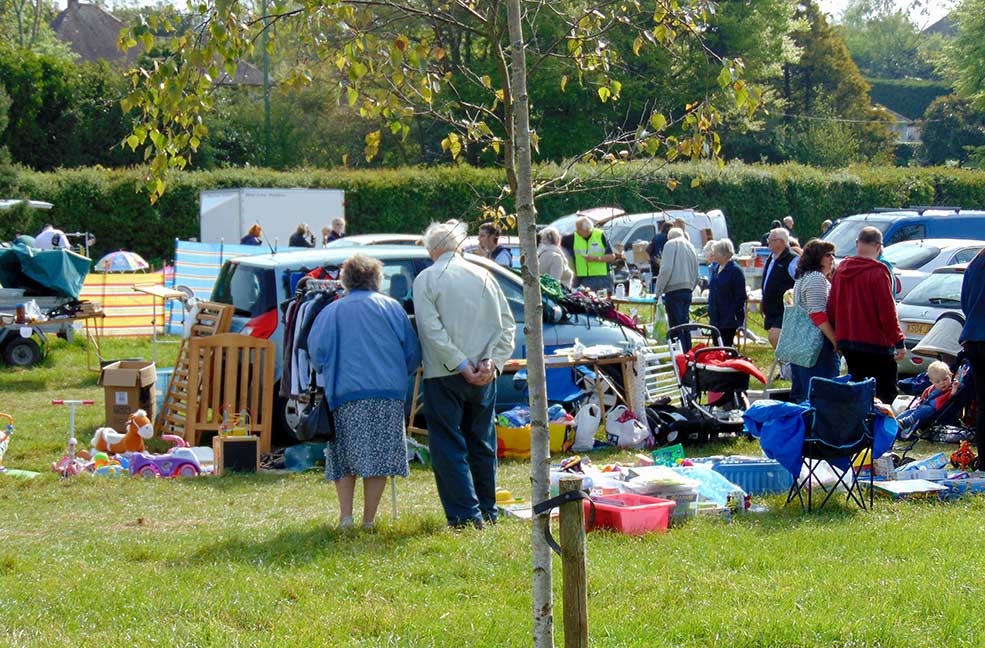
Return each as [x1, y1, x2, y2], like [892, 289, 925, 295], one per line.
[650, 112, 667, 131]
[598, 86, 611, 103]
[126, 134, 139, 151]
[691, 177, 701, 188]
[495, 89, 505, 103]
[364, 129, 381, 162]
[482, 75, 492, 89]
[560, 75, 568, 92]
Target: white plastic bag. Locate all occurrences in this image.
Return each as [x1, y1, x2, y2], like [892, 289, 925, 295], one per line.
[572, 403, 601, 451]
[605, 405, 650, 448]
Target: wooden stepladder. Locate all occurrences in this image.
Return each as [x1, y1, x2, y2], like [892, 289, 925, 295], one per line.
[155, 302, 233, 441]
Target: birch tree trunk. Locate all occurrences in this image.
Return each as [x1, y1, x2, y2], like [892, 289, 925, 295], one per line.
[505, 1, 554, 646]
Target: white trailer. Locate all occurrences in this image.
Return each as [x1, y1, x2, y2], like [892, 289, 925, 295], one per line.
[199, 188, 346, 247]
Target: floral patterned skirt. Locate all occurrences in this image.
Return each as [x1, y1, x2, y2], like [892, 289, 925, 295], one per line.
[324, 398, 409, 481]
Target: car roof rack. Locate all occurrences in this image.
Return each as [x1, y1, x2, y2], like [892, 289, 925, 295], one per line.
[871, 206, 962, 215]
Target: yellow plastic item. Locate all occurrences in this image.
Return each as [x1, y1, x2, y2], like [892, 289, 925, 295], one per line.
[496, 423, 574, 459]
[496, 489, 514, 503]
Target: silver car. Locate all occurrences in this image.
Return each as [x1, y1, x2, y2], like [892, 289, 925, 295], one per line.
[896, 264, 966, 375]
[883, 239, 984, 299]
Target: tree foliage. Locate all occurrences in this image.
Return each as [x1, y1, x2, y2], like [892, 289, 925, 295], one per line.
[920, 93, 985, 166]
[837, 0, 938, 80]
[119, 0, 757, 202]
[945, 0, 985, 111]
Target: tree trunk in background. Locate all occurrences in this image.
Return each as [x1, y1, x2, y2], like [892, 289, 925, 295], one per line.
[505, 0, 554, 646]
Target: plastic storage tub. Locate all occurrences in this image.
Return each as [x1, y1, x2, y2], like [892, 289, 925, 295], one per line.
[711, 459, 793, 495]
[154, 367, 175, 420]
[497, 423, 573, 459]
[583, 493, 676, 535]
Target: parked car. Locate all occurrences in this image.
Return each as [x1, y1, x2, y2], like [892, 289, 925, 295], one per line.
[882, 239, 985, 299]
[547, 208, 728, 257]
[324, 233, 422, 248]
[211, 246, 646, 440]
[896, 263, 966, 375]
[822, 208, 985, 258]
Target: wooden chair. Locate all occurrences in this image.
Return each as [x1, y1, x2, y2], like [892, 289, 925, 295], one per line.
[185, 333, 276, 453]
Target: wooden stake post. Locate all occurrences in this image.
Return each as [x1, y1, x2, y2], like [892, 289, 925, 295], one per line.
[559, 476, 589, 648]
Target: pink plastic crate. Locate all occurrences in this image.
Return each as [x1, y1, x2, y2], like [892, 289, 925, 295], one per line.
[583, 493, 676, 535]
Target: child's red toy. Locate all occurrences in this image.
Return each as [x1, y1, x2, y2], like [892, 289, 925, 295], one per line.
[951, 441, 977, 471]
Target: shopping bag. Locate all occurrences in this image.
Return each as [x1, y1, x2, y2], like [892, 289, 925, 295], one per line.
[296, 390, 335, 443]
[572, 403, 601, 451]
[774, 295, 823, 367]
[604, 405, 650, 449]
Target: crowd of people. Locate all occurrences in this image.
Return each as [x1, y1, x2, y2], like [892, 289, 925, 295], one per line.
[240, 218, 348, 247]
[251, 210, 985, 529]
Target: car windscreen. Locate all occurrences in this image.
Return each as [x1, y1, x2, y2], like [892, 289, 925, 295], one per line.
[550, 215, 580, 236]
[823, 220, 890, 257]
[212, 262, 278, 317]
[902, 272, 964, 308]
[882, 243, 940, 270]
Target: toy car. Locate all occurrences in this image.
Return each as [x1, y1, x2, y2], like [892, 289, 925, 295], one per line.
[129, 448, 202, 478]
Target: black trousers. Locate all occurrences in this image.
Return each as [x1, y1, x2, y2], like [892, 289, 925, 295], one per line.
[964, 341, 985, 453]
[842, 349, 898, 404]
[718, 327, 737, 349]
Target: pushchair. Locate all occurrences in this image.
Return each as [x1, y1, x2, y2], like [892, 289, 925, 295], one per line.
[663, 323, 758, 439]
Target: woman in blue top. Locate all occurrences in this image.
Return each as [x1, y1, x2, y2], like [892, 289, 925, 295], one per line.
[707, 239, 746, 349]
[960, 248, 985, 457]
[309, 254, 421, 530]
[239, 224, 263, 245]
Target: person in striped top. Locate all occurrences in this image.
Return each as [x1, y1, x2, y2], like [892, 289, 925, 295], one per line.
[789, 239, 841, 402]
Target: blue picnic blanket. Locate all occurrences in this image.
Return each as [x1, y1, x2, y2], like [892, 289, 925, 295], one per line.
[743, 400, 898, 476]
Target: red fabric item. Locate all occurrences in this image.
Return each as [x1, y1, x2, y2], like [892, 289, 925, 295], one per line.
[809, 311, 828, 326]
[676, 344, 768, 384]
[827, 256, 904, 350]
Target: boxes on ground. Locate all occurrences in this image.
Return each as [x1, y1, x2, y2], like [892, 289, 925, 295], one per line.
[212, 435, 260, 475]
[99, 361, 156, 431]
[496, 423, 573, 459]
[711, 458, 793, 495]
[584, 493, 675, 535]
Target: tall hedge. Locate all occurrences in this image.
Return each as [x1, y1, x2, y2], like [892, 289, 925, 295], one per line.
[5, 162, 985, 263]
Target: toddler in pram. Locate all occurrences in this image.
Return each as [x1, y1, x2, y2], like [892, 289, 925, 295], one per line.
[896, 360, 969, 439]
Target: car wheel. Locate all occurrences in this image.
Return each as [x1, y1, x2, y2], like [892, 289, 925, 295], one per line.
[2, 337, 41, 367]
[272, 386, 303, 447]
[173, 463, 199, 477]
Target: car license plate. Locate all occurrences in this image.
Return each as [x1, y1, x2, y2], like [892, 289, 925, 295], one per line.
[905, 321, 932, 336]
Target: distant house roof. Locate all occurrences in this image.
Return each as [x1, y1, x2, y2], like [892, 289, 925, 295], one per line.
[922, 15, 956, 38]
[51, 0, 264, 87]
[51, 0, 141, 64]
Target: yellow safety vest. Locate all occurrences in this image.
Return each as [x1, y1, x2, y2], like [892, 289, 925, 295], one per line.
[573, 229, 609, 277]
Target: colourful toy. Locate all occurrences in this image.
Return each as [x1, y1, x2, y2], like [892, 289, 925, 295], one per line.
[91, 409, 153, 454]
[51, 399, 94, 478]
[129, 436, 202, 477]
[951, 441, 977, 471]
[0, 413, 13, 473]
[90, 451, 127, 476]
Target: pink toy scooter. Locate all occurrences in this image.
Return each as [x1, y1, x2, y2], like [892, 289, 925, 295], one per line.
[50, 399, 94, 477]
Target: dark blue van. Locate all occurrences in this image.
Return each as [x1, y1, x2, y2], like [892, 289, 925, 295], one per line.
[822, 209, 985, 257]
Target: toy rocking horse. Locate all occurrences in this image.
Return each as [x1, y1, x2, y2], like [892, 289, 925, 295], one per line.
[91, 410, 154, 454]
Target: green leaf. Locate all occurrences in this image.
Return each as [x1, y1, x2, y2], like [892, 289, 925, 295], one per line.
[481, 75, 492, 89]
[347, 86, 359, 107]
[633, 36, 643, 56]
[126, 134, 139, 151]
[560, 75, 568, 92]
[649, 112, 667, 131]
[610, 80, 622, 99]
[364, 129, 381, 162]
[598, 86, 611, 103]
[717, 66, 732, 89]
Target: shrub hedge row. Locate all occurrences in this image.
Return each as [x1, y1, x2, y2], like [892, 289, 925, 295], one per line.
[867, 78, 952, 120]
[4, 162, 985, 263]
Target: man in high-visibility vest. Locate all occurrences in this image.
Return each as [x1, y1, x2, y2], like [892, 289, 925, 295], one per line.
[560, 216, 616, 293]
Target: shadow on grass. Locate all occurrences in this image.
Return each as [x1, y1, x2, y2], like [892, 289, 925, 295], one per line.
[180, 515, 448, 566]
[0, 376, 50, 392]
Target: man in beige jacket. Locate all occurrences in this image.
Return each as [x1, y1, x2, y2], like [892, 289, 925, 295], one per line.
[413, 220, 516, 528]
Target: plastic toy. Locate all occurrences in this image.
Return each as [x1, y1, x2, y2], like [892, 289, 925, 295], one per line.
[91, 409, 153, 454]
[129, 435, 203, 478]
[51, 399, 95, 478]
[951, 441, 977, 471]
[90, 452, 127, 476]
[0, 413, 13, 473]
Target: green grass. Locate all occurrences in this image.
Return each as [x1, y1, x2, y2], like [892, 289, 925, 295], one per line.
[1, 337, 980, 647]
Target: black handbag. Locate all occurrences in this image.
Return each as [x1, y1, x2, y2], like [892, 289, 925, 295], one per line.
[296, 389, 336, 443]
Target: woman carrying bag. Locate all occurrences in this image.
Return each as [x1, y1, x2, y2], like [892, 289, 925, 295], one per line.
[780, 239, 840, 402]
[309, 254, 421, 530]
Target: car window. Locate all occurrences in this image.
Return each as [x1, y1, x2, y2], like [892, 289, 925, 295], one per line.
[885, 223, 926, 246]
[381, 261, 417, 310]
[212, 262, 277, 317]
[493, 272, 525, 322]
[882, 243, 940, 270]
[823, 220, 890, 257]
[952, 247, 983, 264]
[627, 225, 656, 244]
[902, 272, 964, 308]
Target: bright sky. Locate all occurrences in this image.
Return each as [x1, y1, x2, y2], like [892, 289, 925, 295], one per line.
[817, 0, 956, 29]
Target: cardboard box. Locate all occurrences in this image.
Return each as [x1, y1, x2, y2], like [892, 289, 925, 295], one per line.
[99, 361, 156, 431]
[632, 241, 650, 265]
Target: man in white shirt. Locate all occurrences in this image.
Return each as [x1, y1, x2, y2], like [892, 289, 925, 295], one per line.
[413, 220, 516, 528]
[35, 224, 70, 250]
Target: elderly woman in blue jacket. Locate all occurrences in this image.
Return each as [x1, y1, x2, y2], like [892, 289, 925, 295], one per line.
[309, 254, 421, 530]
[707, 239, 746, 349]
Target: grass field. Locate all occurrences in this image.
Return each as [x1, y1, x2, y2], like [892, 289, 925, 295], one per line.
[1, 336, 982, 647]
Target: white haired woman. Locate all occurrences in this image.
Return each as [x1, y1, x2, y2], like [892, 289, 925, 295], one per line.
[706, 239, 746, 348]
[309, 254, 421, 530]
[537, 226, 574, 287]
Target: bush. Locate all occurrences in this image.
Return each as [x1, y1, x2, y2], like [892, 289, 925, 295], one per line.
[7, 162, 985, 262]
